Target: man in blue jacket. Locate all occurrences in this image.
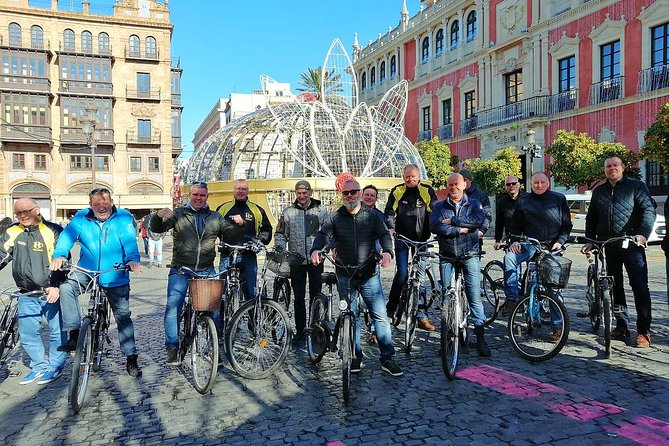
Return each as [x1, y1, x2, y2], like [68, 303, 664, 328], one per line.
[50, 188, 142, 377]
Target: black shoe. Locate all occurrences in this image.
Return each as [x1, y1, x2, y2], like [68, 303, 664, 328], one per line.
[474, 326, 491, 357]
[292, 331, 305, 345]
[57, 329, 79, 352]
[126, 354, 142, 377]
[351, 358, 362, 373]
[166, 347, 179, 366]
[381, 359, 403, 377]
[500, 300, 518, 316]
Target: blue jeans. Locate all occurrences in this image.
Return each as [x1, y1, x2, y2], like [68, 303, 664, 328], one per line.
[608, 245, 652, 334]
[439, 257, 486, 327]
[503, 244, 537, 301]
[387, 241, 429, 316]
[337, 272, 395, 362]
[17, 296, 67, 372]
[165, 266, 220, 349]
[220, 252, 257, 301]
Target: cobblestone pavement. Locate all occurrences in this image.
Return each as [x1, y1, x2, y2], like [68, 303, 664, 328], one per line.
[0, 238, 667, 446]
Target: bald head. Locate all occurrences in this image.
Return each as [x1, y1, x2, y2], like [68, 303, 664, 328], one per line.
[13, 198, 40, 227]
[530, 172, 550, 195]
[447, 173, 466, 201]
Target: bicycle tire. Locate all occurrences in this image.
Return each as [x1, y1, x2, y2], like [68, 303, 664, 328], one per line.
[70, 317, 93, 414]
[586, 264, 601, 331]
[0, 307, 18, 364]
[482, 260, 504, 326]
[273, 277, 291, 314]
[92, 300, 108, 372]
[422, 267, 437, 311]
[440, 290, 459, 380]
[602, 281, 612, 358]
[508, 291, 569, 362]
[341, 315, 353, 405]
[180, 298, 193, 362]
[393, 283, 409, 326]
[306, 293, 329, 364]
[191, 314, 218, 394]
[404, 284, 419, 353]
[226, 298, 291, 379]
[223, 284, 242, 335]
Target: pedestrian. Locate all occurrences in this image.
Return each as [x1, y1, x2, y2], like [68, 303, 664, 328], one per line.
[311, 179, 403, 377]
[140, 214, 150, 257]
[274, 180, 328, 344]
[151, 181, 244, 365]
[216, 179, 273, 301]
[662, 199, 669, 306]
[146, 209, 166, 267]
[0, 199, 68, 385]
[49, 187, 143, 377]
[458, 168, 492, 242]
[583, 157, 656, 347]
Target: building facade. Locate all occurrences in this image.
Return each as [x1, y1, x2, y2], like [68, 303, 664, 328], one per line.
[0, 0, 182, 222]
[353, 0, 669, 196]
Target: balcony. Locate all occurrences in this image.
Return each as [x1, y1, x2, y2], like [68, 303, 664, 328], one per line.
[171, 93, 182, 107]
[0, 75, 50, 93]
[438, 123, 453, 140]
[58, 41, 112, 56]
[459, 116, 477, 135]
[550, 89, 578, 113]
[1, 28, 52, 53]
[589, 77, 624, 105]
[59, 79, 113, 96]
[172, 136, 182, 148]
[126, 87, 161, 101]
[124, 47, 159, 61]
[417, 130, 432, 141]
[474, 96, 551, 131]
[0, 123, 51, 143]
[127, 130, 161, 145]
[638, 64, 669, 94]
[60, 127, 114, 145]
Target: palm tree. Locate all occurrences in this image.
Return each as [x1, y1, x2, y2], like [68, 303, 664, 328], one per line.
[297, 66, 342, 102]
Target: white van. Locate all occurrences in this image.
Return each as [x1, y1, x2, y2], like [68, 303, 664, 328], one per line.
[565, 194, 666, 242]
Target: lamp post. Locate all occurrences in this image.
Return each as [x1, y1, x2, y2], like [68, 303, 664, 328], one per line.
[522, 129, 541, 190]
[80, 106, 100, 189]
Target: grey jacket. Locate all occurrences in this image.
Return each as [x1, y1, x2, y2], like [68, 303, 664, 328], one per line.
[274, 198, 328, 265]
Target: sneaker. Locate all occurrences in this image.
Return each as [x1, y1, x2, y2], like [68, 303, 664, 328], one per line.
[635, 333, 651, 348]
[37, 369, 62, 385]
[500, 300, 518, 316]
[166, 347, 180, 366]
[20, 370, 45, 385]
[549, 328, 563, 343]
[417, 317, 436, 331]
[126, 354, 142, 377]
[611, 325, 630, 340]
[351, 358, 362, 373]
[381, 359, 403, 377]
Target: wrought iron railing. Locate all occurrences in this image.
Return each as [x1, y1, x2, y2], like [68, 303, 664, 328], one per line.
[589, 77, 624, 105]
[638, 64, 669, 93]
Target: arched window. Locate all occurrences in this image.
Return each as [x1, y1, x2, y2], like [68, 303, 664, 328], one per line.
[380, 61, 386, 84]
[63, 29, 75, 51]
[390, 55, 397, 78]
[128, 34, 140, 57]
[450, 20, 460, 49]
[9, 22, 22, 46]
[435, 29, 444, 55]
[31, 25, 43, 49]
[421, 36, 430, 63]
[98, 32, 110, 54]
[81, 30, 92, 52]
[466, 11, 478, 42]
[145, 36, 157, 58]
[370, 67, 376, 87]
[361, 72, 366, 91]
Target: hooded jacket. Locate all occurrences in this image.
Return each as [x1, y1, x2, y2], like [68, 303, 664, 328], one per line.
[274, 198, 327, 264]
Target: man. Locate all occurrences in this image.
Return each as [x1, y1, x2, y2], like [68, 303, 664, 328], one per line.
[362, 184, 387, 344]
[274, 180, 327, 343]
[662, 200, 669, 306]
[139, 214, 150, 257]
[0, 199, 67, 385]
[216, 179, 273, 301]
[385, 164, 438, 330]
[584, 157, 656, 347]
[430, 174, 491, 356]
[459, 168, 492, 241]
[504, 172, 572, 340]
[146, 210, 166, 267]
[151, 182, 243, 365]
[50, 188, 143, 377]
[311, 179, 402, 377]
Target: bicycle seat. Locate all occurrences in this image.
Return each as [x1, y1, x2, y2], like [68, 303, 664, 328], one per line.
[321, 272, 337, 285]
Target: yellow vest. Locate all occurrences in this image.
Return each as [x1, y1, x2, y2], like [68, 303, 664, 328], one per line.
[390, 183, 433, 213]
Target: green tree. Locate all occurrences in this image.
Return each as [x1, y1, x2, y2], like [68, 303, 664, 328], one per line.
[464, 147, 522, 195]
[297, 66, 341, 102]
[415, 137, 454, 189]
[546, 130, 640, 190]
[642, 102, 669, 169]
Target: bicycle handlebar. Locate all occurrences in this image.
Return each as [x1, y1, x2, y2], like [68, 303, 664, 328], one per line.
[395, 233, 437, 248]
[177, 266, 220, 279]
[219, 240, 265, 254]
[8, 289, 48, 300]
[508, 234, 567, 255]
[61, 261, 132, 275]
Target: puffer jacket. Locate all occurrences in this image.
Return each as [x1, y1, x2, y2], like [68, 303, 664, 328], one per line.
[274, 199, 327, 264]
[509, 191, 572, 246]
[494, 191, 528, 242]
[662, 200, 669, 256]
[430, 195, 486, 257]
[465, 183, 491, 234]
[585, 177, 656, 241]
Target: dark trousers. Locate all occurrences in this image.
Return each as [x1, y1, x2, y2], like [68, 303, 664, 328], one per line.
[608, 245, 652, 335]
[290, 263, 324, 336]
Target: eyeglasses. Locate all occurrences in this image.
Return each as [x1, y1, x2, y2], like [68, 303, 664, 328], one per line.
[505, 181, 519, 187]
[341, 189, 360, 197]
[14, 206, 37, 217]
[89, 187, 111, 197]
[192, 181, 208, 189]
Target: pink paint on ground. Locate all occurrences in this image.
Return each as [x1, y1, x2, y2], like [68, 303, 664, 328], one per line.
[603, 416, 669, 445]
[326, 441, 347, 446]
[546, 400, 626, 421]
[458, 365, 564, 399]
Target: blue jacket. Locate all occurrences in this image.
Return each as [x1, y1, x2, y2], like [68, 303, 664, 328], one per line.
[430, 195, 486, 257]
[53, 206, 140, 287]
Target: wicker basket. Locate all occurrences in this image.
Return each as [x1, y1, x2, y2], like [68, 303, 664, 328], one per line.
[266, 250, 304, 277]
[537, 254, 572, 288]
[189, 278, 224, 311]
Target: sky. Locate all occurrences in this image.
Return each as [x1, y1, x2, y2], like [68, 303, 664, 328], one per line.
[168, 1, 425, 157]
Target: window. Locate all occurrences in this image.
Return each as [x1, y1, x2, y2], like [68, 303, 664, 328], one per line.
[442, 99, 452, 125]
[646, 160, 669, 187]
[370, 67, 376, 87]
[466, 11, 478, 42]
[130, 157, 142, 172]
[361, 72, 366, 91]
[63, 29, 75, 51]
[390, 55, 397, 78]
[70, 155, 91, 170]
[31, 26, 44, 49]
[421, 37, 430, 63]
[558, 56, 576, 92]
[34, 154, 47, 170]
[12, 153, 25, 169]
[651, 23, 669, 66]
[450, 21, 460, 49]
[81, 31, 92, 52]
[98, 32, 110, 54]
[600, 40, 621, 80]
[9, 23, 21, 47]
[505, 71, 523, 103]
[95, 156, 109, 171]
[464, 90, 476, 118]
[436, 29, 444, 55]
[138, 119, 151, 142]
[422, 106, 431, 131]
[145, 36, 157, 58]
[3, 94, 48, 126]
[149, 156, 160, 172]
[137, 72, 151, 96]
[380, 61, 386, 84]
[129, 35, 140, 56]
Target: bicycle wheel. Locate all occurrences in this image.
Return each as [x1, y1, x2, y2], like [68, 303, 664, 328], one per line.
[482, 260, 504, 326]
[226, 299, 291, 379]
[273, 277, 291, 314]
[422, 267, 438, 311]
[508, 292, 569, 362]
[585, 264, 601, 331]
[404, 284, 419, 354]
[440, 290, 459, 380]
[306, 293, 329, 364]
[92, 300, 109, 372]
[341, 315, 353, 405]
[70, 317, 93, 414]
[0, 308, 18, 364]
[179, 299, 193, 362]
[602, 281, 612, 358]
[191, 314, 218, 394]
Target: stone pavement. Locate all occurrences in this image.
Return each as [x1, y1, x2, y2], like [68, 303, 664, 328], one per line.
[0, 238, 667, 446]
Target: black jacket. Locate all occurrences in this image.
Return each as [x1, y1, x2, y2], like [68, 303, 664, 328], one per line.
[216, 200, 273, 250]
[510, 191, 572, 245]
[465, 183, 491, 234]
[384, 182, 437, 241]
[494, 191, 528, 242]
[585, 177, 656, 241]
[430, 195, 486, 257]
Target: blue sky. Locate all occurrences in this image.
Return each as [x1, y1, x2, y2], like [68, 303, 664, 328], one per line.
[169, 1, 424, 156]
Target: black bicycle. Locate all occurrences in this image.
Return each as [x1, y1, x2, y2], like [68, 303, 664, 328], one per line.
[0, 288, 47, 372]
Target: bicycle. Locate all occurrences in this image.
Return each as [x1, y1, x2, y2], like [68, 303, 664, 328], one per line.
[176, 266, 221, 394]
[0, 288, 47, 372]
[506, 235, 571, 362]
[66, 262, 131, 414]
[572, 235, 639, 358]
[224, 243, 292, 380]
[481, 257, 505, 326]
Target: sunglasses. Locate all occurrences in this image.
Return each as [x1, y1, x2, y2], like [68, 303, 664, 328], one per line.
[14, 206, 37, 217]
[89, 187, 111, 197]
[341, 189, 360, 197]
[505, 181, 519, 187]
[191, 181, 208, 189]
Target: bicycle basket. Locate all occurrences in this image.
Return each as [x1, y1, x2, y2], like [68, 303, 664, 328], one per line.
[537, 254, 572, 288]
[266, 250, 304, 276]
[189, 279, 223, 311]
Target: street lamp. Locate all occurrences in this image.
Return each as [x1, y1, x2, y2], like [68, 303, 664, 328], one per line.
[522, 129, 542, 190]
[80, 106, 101, 189]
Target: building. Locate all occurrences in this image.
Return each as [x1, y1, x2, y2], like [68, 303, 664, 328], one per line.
[0, 0, 182, 222]
[352, 0, 669, 197]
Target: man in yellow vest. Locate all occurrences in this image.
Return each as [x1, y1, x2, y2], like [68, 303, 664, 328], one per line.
[217, 179, 273, 300]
